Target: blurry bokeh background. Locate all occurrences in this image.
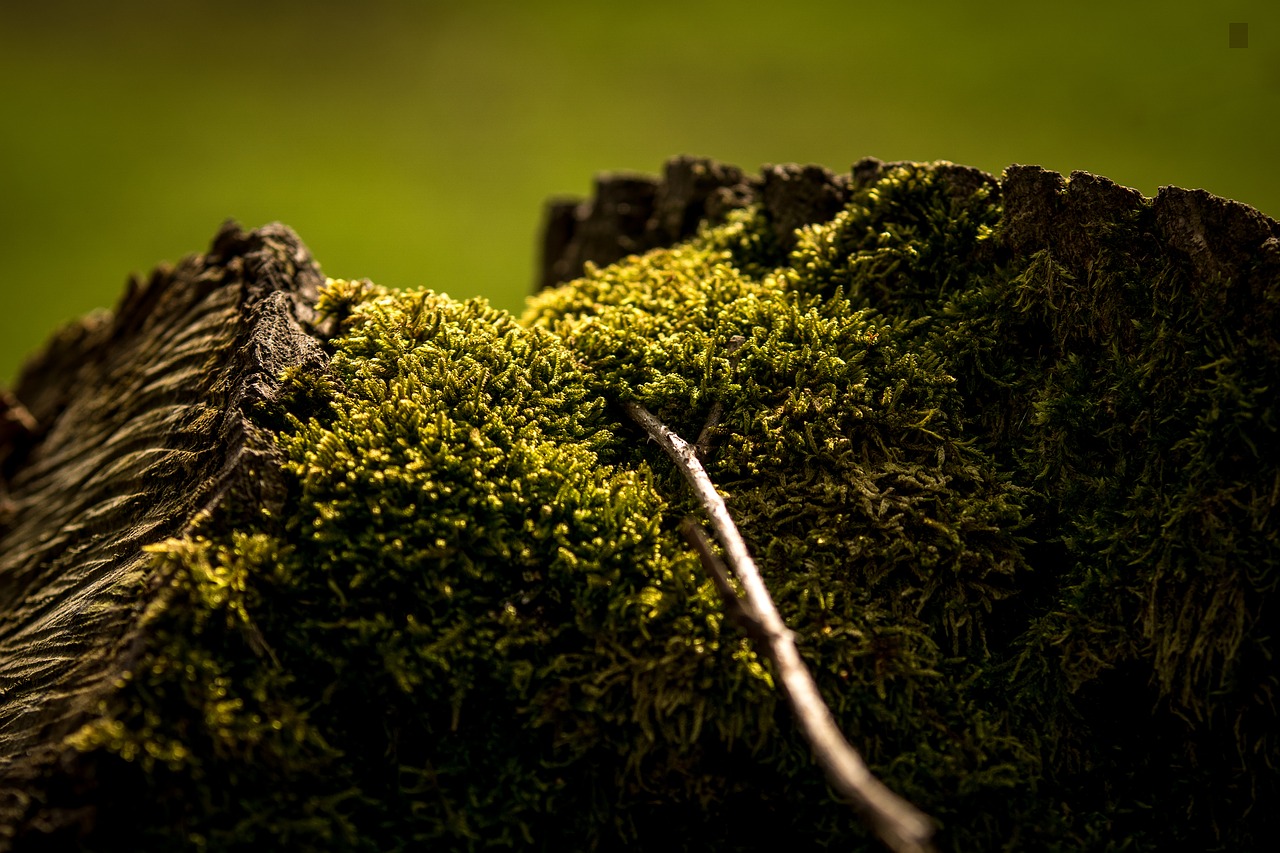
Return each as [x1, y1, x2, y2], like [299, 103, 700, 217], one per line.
[2, 0, 1276, 383]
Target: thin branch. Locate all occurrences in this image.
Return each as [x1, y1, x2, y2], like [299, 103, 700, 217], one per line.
[625, 400, 936, 853]
[693, 334, 745, 459]
[679, 518, 766, 642]
[692, 401, 725, 461]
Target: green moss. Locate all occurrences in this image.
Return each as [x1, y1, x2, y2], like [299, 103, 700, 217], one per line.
[58, 162, 1277, 851]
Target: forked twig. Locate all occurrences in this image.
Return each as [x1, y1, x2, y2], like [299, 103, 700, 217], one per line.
[625, 400, 936, 853]
[693, 334, 746, 459]
[679, 519, 765, 641]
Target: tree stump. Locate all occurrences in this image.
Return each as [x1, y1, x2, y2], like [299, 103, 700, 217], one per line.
[1, 157, 1277, 851]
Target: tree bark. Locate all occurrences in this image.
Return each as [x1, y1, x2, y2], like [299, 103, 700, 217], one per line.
[0, 222, 327, 843]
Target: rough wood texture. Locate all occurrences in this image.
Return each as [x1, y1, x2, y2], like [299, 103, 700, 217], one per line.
[537, 155, 1004, 291]
[0, 222, 327, 842]
[541, 155, 1280, 303]
[539, 155, 757, 290]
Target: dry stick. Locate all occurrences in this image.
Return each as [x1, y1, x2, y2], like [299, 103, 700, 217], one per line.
[625, 400, 937, 853]
[693, 334, 746, 459]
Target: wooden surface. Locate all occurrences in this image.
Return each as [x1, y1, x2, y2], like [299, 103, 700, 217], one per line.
[0, 222, 327, 841]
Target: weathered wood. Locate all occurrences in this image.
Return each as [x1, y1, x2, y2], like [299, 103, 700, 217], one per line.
[537, 155, 998, 291]
[538, 155, 757, 290]
[0, 222, 327, 843]
[541, 155, 1280, 306]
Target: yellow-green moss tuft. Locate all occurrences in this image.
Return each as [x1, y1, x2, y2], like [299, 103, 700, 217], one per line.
[57, 162, 1279, 851]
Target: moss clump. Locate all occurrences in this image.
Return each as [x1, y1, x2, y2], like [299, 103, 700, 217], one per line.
[56, 162, 1278, 851]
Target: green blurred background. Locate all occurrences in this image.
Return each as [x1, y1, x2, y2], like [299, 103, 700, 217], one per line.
[2, 0, 1276, 384]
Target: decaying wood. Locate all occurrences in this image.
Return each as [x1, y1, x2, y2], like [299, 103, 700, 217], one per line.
[0, 222, 328, 845]
[538, 155, 758, 290]
[537, 155, 1002, 292]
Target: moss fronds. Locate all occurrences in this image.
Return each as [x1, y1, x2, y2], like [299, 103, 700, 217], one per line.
[56, 161, 1279, 851]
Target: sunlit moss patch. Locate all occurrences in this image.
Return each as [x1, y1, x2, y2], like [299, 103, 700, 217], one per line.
[58, 162, 1279, 851]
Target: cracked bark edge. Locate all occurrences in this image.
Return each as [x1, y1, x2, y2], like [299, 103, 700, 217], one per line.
[0, 220, 330, 845]
[538, 156, 1280, 319]
[535, 155, 986, 292]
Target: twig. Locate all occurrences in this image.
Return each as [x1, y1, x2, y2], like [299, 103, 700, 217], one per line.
[693, 335, 745, 459]
[679, 518, 766, 642]
[625, 400, 936, 853]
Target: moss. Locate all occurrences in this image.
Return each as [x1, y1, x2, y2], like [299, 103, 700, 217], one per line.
[54, 162, 1278, 851]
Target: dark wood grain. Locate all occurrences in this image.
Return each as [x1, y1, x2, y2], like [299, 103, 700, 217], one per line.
[0, 221, 327, 843]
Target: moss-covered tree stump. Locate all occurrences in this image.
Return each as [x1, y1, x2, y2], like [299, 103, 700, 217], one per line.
[0, 158, 1276, 851]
